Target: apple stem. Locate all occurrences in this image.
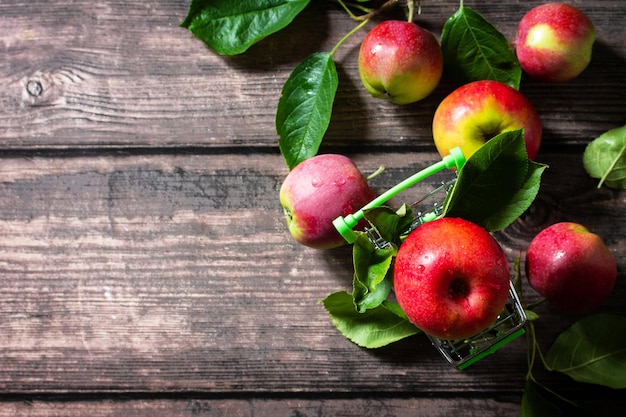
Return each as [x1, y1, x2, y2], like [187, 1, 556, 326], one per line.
[329, 18, 370, 57]
[406, 0, 421, 23]
[366, 165, 386, 181]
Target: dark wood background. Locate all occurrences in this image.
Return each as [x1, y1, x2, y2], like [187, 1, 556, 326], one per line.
[0, 1, 624, 415]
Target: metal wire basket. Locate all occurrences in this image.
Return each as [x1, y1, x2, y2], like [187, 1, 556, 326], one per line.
[333, 147, 527, 369]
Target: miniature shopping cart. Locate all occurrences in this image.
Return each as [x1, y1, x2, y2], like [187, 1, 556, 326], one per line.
[332, 147, 527, 369]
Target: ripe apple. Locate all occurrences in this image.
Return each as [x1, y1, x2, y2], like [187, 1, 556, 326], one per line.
[515, 3, 596, 83]
[358, 20, 443, 104]
[432, 80, 542, 160]
[279, 154, 376, 250]
[393, 217, 510, 340]
[525, 222, 617, 315]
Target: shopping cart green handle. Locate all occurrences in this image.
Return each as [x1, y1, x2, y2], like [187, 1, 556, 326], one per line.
[333, 147, 466, 244]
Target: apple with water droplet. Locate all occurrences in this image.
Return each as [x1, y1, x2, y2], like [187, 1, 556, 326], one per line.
[394, 217, 511, 340]
[525, 222, 617, 315]
[515, 3, 596, 82]
[358, 20, 443, 104]
[279, 154, 376, 249]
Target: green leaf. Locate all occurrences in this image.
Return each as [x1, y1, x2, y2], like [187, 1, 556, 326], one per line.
[441, 6, 522, 89]
[583, 124, 626, 189]
[363, 204, 414, 246]
[352, 234, 395, 312]
[545, 313, 626, 389]
[321, 291, 421, 349]
[481, 160, 547, 231]
[442, 130, 539, 231]
[181, 0, 311, 55]
[276, 52, 338, 169]
[521, 380, 592, 417]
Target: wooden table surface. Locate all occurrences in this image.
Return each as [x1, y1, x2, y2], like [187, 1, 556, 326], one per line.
[1, 1, 624, 415]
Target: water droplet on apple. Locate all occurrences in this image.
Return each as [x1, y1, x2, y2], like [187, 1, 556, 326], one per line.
[311, 178, 324, 188]
[332, 178, 346, 186]
[417, 265, 425, 273]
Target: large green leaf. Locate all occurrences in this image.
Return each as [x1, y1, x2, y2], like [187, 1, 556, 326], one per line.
[322, 291, 420, 349]
[582, 124, 626, 189]
[521, 380, 593, 417]
[481, 160, 547, 231]
[441, 6, 521, 89]
[276, 52, 338, 169]
[442, 130, 534, 231]
[181, 0, 311, 55]
[546, 313, 626, 389]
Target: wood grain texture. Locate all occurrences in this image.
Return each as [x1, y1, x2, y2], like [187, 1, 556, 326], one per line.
[0, 397, 523, 417]
[0, 1, 624, 149]
[0, 152, 623, 399]
[0, 0, 625, 415]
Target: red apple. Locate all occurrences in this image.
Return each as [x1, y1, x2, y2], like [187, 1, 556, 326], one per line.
[525, 222, 617, 315]
[279, 154, 376, 250]
[394, 217, 510, 340]
[432, 80, 542, 160]
[358, 20, 443, 104]
[515, 3, 595, 83]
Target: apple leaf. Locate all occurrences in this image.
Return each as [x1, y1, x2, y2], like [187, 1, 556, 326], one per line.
[276, 52, 338, 169]
[442, 130, 541, 231]
[441, 6, 522, 89]
[321, 291, 421, 349]
[521, 380, 593, 417]
[582, 124, 626, 189]
[352, 233, 395, 313]
[180, 0, 311, 55]
[363, 204, 414, 247]
[481, 160, 547, 231]
[545, 313, 626, 389]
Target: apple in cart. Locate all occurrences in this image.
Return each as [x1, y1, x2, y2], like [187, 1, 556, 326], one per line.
[393, 217, 510, 340]
[279, 154, 376, 250]
[358, 20, 443, 104]
[525, 222, 617, 315]
[432, 80, 542, 160]
[515, 3, 596, 83]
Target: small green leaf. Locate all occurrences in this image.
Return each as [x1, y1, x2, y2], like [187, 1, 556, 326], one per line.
[352, 234, 395, 312]
[363, 204, 414, 246]
[276, 52, 338, 169]
[546, 313, 626, 389]
[525, 310, 540, 322]
[583, 124, 626, 189]
[442, 130, 538, 231]
[441, 6, 521, 89]
[521, 380, 592, 417]
[181, 0, 311, 55]
[321, 291, 421, 349]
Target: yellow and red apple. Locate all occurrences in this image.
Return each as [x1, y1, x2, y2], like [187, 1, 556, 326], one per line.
[358, 20, 443, 105]
[432, 80, 542, 160]
[394, 217, 511, 340]
[515, 3, 596, 83]
[525, 222, 617, 315]
[279, 154, 376, 250]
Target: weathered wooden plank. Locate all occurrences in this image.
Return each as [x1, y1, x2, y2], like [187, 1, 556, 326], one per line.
[0, 397, 523, 417]
[0, 152, 623, 398]
[0, 1, 624, 149]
